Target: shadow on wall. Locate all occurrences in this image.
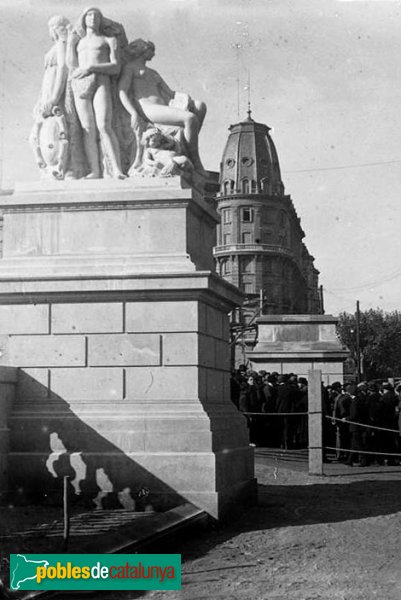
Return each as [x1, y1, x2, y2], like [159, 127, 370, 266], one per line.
[7, 371, 185, 512]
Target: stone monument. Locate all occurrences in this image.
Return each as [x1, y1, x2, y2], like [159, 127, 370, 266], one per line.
[0, 9, 256, 518]
[247, 314, 348, 384]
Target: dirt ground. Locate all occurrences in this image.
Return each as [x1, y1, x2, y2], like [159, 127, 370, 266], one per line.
[3, 451, 401, 600]
[142, 455, 401, 600]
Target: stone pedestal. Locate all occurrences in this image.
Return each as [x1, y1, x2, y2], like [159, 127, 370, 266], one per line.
[0, 179, 256, 518]
[247, 314, 348, 384]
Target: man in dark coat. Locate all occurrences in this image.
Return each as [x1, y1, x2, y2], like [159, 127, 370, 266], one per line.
[276, 374, 298, 449]
[377, 382, 398, 465]
[329, 381, 343, 458]
[346, 382, 369, 466]
[261, 373, 279, 446]
[335, 382, 354, 461]
[262, 373, 278, 414]
[366, 381, 382, 464]
[295, 377, 308, 448]
[238, 374, 263, 445]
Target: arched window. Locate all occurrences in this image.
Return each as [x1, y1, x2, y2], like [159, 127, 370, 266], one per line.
[242, 178, 250, 194]
[222, 180, 235, 195]
[261, 178, 269, 193]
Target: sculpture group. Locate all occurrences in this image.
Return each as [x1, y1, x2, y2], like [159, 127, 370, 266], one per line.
[29, 8, 207, 186]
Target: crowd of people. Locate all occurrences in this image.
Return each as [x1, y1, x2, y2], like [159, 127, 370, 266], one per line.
[231, 365, 401, 466]
[330, 379, 401, 466]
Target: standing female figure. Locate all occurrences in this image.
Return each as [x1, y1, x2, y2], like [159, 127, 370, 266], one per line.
[29, 15, 71, 179]
[67, 7, 125, 179]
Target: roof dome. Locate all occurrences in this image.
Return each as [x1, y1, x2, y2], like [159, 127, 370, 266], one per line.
[219, 113, 284, 197]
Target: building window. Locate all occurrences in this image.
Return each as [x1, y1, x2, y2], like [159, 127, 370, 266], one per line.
[242, 232, 252, 244]
[221, 259, 231, 275]
[223, 180, 234, 195]
[251, 180, 258, 193]
[241, 178, 250, 194]
[243, 282, 254, 294]
[241, 207, 253, 222]
[261, 178, 269, 193]
[222, 208, 231, 224]
[223, 233, 231, 245]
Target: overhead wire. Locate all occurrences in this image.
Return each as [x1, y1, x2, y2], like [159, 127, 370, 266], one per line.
[323, 267, 401, 294]
[283, 159, 401, 174]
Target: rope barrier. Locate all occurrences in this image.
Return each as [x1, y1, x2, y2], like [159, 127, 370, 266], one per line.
[243, 412, 308, 417]
[324, 445, 401, 458]
[326, 414, 399, 434]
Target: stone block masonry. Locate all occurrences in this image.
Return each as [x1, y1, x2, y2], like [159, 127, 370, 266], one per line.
[52, 303, 124, 334]
[0, 304, 49, 335]
[0, 301, 231, 397]
[1, 294, 254, 518]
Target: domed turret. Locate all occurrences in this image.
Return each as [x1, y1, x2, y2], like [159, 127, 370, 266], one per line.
[219, 112, 284, 198]
[214, 113, 322, 317]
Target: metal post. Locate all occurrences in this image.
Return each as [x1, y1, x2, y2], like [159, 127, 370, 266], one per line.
[0, 60, 5, 190]
[355, 300, 361, 383]
[319, 285, 324, 314]
[308, 369, 323, 475]
[63, 476, 70, 549]
[0, 368, 17, 499]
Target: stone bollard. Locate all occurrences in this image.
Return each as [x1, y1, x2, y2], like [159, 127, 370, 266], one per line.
[308, 369, 323, 476]
[0, 367, 18, 498]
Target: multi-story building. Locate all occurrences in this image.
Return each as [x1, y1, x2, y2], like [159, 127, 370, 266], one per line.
[213, 112, 322, 319]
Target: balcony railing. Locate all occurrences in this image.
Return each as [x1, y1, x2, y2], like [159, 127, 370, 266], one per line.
[213, 243, 296, 258]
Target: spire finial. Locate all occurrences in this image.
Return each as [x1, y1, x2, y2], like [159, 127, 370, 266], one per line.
[247, 101, 252, 121]
[246, 70, 253, 121]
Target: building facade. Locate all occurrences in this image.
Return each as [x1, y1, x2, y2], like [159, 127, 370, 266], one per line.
[213, 113, 322, 318]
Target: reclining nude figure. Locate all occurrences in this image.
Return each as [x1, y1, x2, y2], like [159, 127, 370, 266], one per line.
[118, 39, 207, 179]
[139, 127, 205, 188]
[67, 7, 125, 179]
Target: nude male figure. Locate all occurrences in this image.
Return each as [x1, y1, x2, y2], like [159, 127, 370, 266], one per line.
[118, 39, 207, 178]
[67, 7, 125, 179]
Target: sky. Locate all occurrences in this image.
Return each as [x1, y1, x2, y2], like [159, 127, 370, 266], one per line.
[1, 0, 401, 316]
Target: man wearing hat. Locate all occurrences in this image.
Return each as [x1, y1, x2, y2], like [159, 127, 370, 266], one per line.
[276, 374, 298, 449]
[331, 381, 344, 459]
[377, 382, 398, 465]
[346, 382, 369, 466]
